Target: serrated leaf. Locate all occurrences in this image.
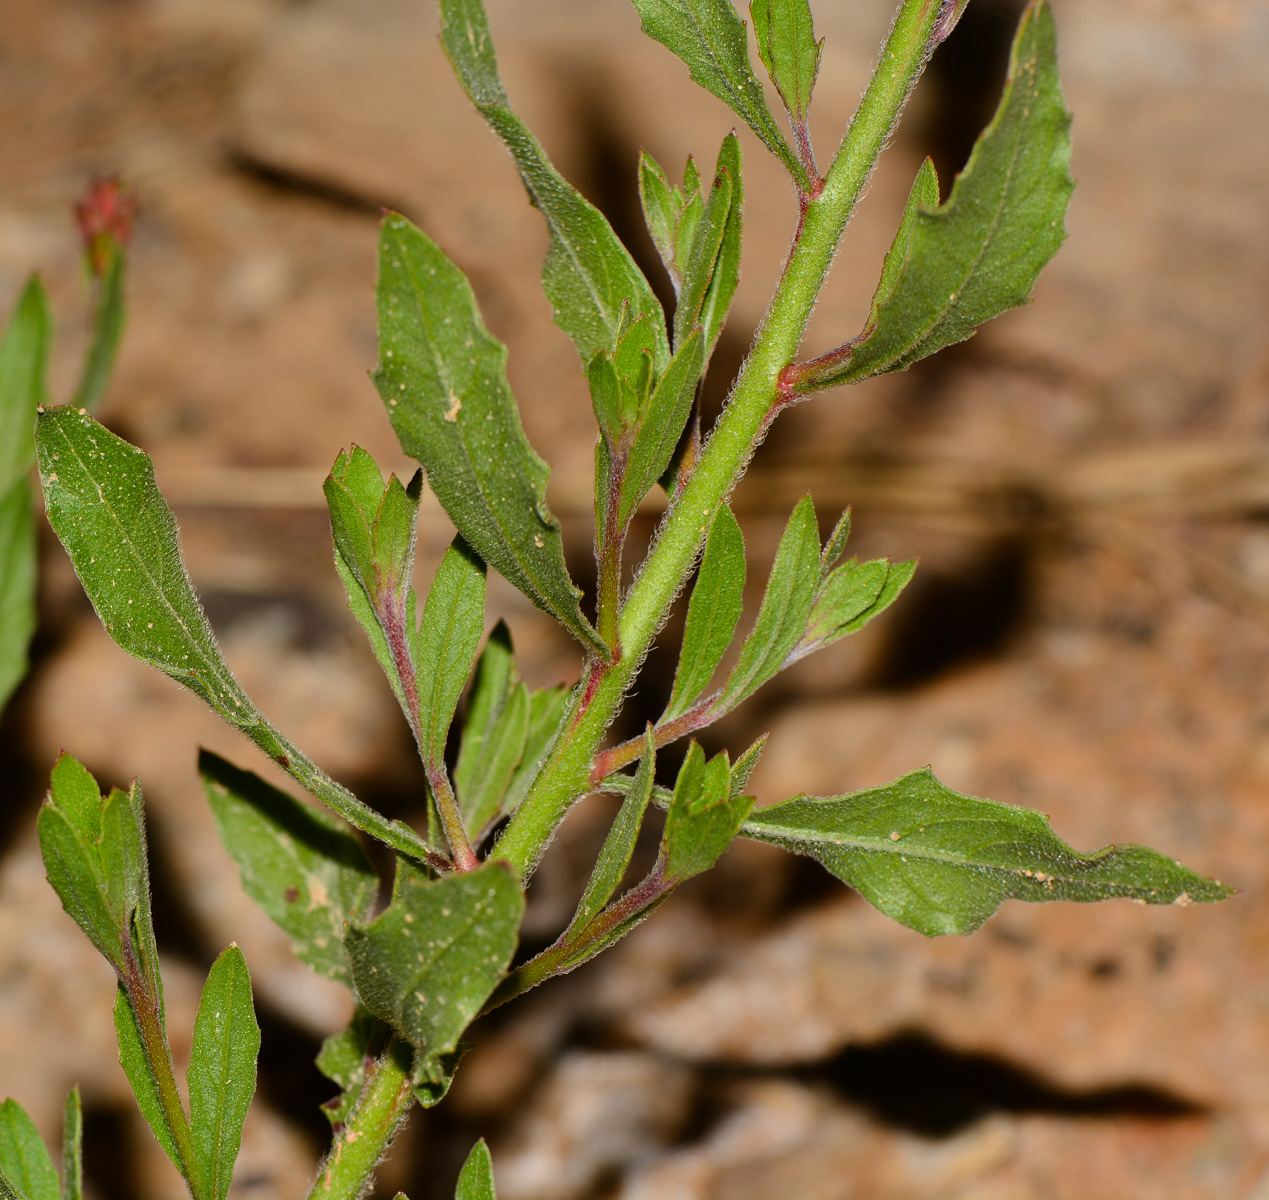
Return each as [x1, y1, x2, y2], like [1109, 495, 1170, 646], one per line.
[629, 0, 808, 189]
[742, 766, 1235, 936]
[659, 742, 752, 882]
[347, 863, 524, 1055]
[70, 244, 126, 413]
[717, 495, 819, 711]
[113, 987, 183, 1173]
[0, 277, 50, 497]
[796, 2, 1073, 389]
[37, 406, 436, 863]
[455, 1140, 496, 1200]
[202, 750, 378, 984]
[620, 329, 705, 527]
[750, 0, 821, 121]
[502, 686, 568, 817]
[373, 217, 606, 658]
[416, 539, 486, 772]
[0, 479, 37, 713]
[0, 1100, 58, 1200]
[665, 504, 745, 721]
[568, 736, 654, 935]
[188, 946, 259, 1200]
[59, 1090, 81, 1200]
[439, 0, 669, 373]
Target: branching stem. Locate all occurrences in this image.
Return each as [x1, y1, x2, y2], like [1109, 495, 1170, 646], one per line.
[494, 0, 949, 878]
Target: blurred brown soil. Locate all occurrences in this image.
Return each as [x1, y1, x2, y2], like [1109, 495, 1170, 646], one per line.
[2, 0, 1268, 1197]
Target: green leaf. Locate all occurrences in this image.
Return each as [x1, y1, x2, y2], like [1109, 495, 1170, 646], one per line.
[693, 138, 744, 365]
[568, 736, 654, 934]
[742, 766, 1235, 936]
[416, 539, 486, 771]
[412, 1044, 471, 1107]
[629, 0, 809, 189]
[819, 507, 852, 572]
[619, 329, 705, 528]
[202, 750, 378, 984]
[796, 2, 1074, 389]
[439, 0, 669, 373]
[455, 1140, 496, 1200]
[373, 217, 606, 659]
[716, 495, 819, 711]
[36, 406, 436, 863]
[59, 1090, 81, 1200]
[0, 1168, 28, 1200]
[673, 135, 739, 351]
[38, 757, 129, 972]
[456, 623, 534, 837]
[188, 946, 259, 1200]
[834, 556, 916, 637]
[0, 1100, 58, 1200]
[664, 504, 745, 721]
[637, 153, 681, 288]
[113, 987, 183, 1172]
[502, 686, 568, 817]
[346, 862, 524, 1055]
[0, 481, 37, 715]
[750, 0, 822, 121]
[316, 1007, 377, 1128]
[659, 742, 752, 882]
[0, 277, 50, 497]
[869, 158, 940, 324]
[788, 556, 890, 662]
[70, 244, 127, 413]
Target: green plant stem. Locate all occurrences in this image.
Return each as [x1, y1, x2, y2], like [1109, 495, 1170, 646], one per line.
[119, 955, 200, 1196]
[307, 1039, 415, 1200]
[494, 0, 947, 877]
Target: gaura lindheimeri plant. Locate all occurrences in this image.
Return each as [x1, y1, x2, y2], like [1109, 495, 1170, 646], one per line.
[0, 0, 1232, 1197]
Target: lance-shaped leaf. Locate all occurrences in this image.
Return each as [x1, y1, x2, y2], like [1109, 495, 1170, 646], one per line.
[741, 766, 1235, 936]
[502, 686, 568, 816]
[629, 0, 809, 190]
[793, 2, 1073, 390]
[664, 504, 745, 721]
[36, 406, 436, 862]
[0, 277, 50, 497]
[373, 217, 606, 658]
[659, 742, 752, 882]
[38, 756, 157, 982]
[188, 946, 259, 1200]
[70, 243, 127, 414]
[202, 751, 378, 984]
[750, 0, 822, 122]
[455, 1140, 497, 1200]
[786, 557, 891, 664]
[325, 448, 423, 717]
[619, 329, 705, 528]
[347, 862, 524, 1055]
[0, 278, 49, 713]
[568, 736, 655, 935]
[0, 1101, 58, 1200]
[416, 539, 486, 773]
[113, 987, 185, 1173]
[0, 480, 36, 713]
[716, 495, 819, 711]
[439, 0, 668, 373]
[60, 1090, 81, 1200]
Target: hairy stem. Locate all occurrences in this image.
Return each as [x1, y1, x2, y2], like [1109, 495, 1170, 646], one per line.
[494, 0, 947, 877]
[307, 1039, 415, 1200]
